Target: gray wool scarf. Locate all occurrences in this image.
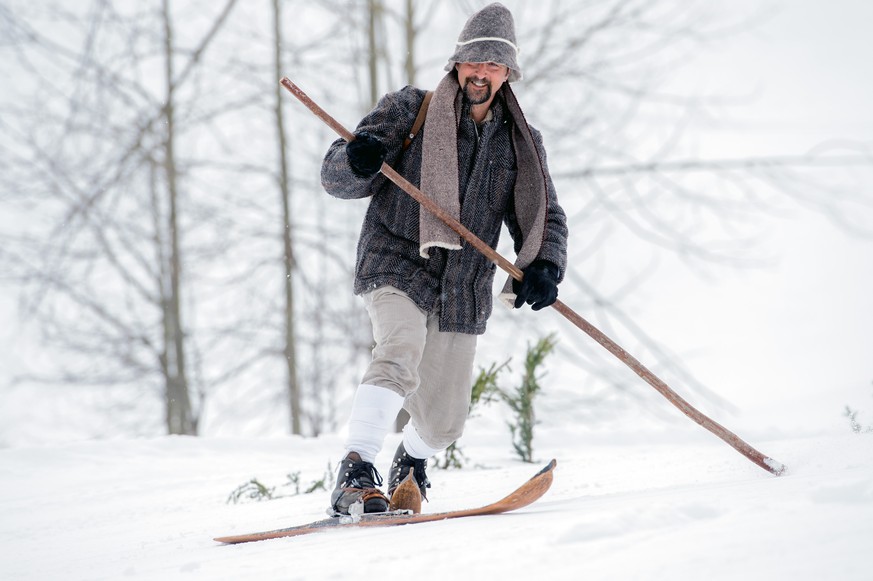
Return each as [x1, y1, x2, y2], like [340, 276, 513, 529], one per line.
[419, 72, 549, 304]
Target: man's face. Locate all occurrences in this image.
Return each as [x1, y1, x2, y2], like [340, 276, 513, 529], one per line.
[456, 62, 510, 105]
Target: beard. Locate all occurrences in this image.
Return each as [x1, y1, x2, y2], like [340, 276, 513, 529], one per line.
[462, 78, 492, 105]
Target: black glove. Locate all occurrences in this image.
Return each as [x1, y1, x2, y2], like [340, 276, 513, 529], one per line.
[513, 260, 560, 311]
[346, 131, 387, 177]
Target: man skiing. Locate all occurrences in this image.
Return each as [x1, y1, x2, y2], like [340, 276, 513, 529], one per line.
[321, 2, 568, 515]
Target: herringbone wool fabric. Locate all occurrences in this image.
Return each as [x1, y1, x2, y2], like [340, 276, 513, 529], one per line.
[321, 85, 567, 335]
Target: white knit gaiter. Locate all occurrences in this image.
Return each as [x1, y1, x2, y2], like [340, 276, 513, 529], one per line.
[345, 384, 405, 463]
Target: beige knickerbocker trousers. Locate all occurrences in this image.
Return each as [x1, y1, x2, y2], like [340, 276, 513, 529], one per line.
[361, 285, 478, 450]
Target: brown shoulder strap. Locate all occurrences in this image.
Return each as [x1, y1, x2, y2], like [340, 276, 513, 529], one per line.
[402, 90, 433, 151]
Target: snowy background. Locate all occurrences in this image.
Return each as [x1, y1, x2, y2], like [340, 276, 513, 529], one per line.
[1, 0, 873, 579]
[1, 0, 871, 443]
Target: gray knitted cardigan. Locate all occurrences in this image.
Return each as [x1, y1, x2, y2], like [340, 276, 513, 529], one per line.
[321, 85, 568, 335]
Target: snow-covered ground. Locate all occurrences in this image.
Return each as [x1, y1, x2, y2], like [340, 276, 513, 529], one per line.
[1, 424, 870, 581]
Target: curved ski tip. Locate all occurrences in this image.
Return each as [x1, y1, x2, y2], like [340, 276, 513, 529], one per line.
[535, 459, 557, 478]
[389, 468, 423, 514]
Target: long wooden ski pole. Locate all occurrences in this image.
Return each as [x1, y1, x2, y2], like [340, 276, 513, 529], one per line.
[281, 77, 785, 476]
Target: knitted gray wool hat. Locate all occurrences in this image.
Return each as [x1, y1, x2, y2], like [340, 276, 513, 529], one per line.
[444, 2, 522, 82]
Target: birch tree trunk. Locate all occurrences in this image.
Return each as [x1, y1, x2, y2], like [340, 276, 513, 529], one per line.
[367, 0, 381, 107]
[272, 0, 302, 435]
[160, 0, 194, 435]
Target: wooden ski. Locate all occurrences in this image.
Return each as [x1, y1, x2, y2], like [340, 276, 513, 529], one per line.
[214, 459, 556, 544]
